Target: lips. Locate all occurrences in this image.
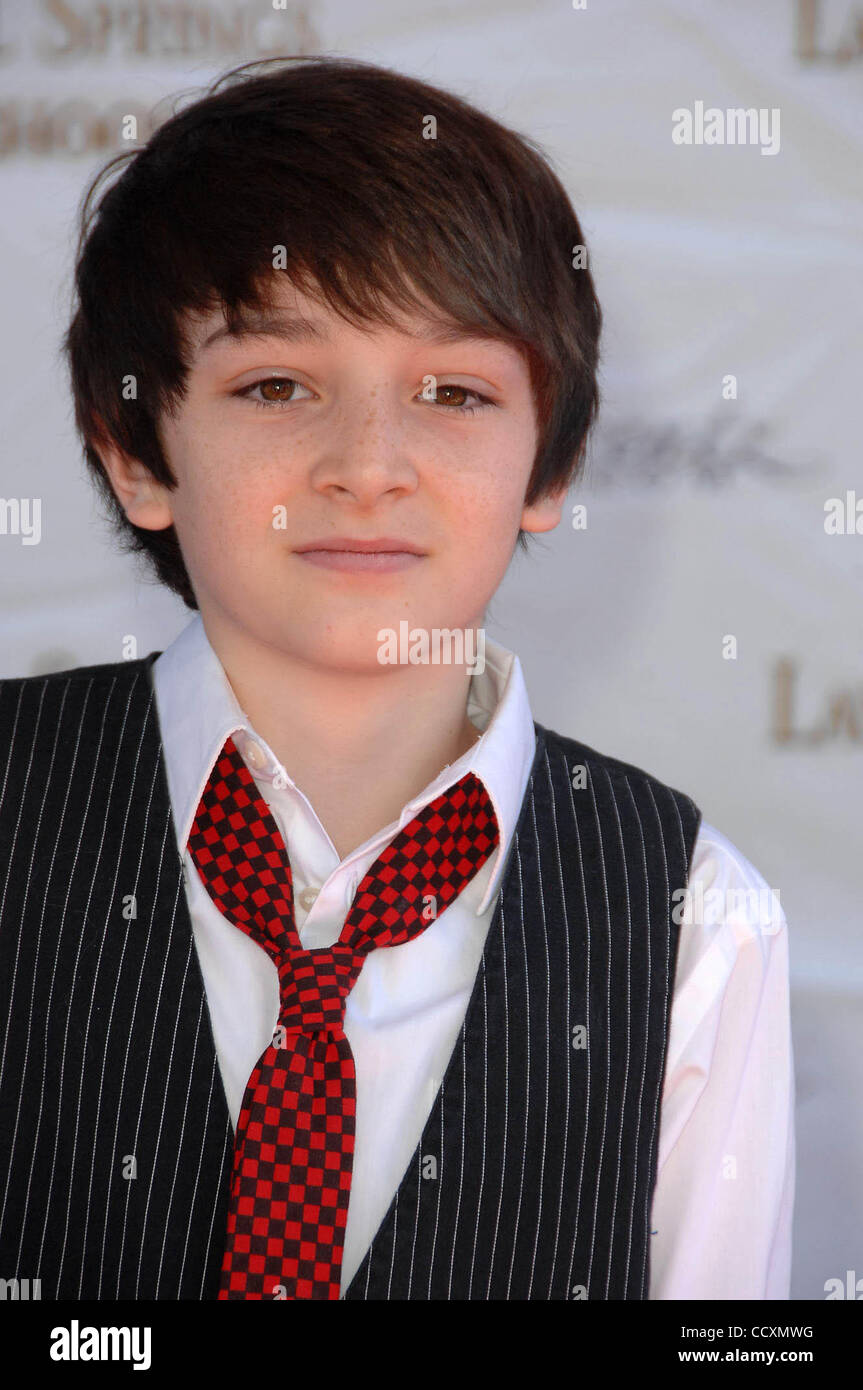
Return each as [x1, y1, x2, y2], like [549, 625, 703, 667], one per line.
[292, 538, 427, 574]
[293, 538, 426, 554]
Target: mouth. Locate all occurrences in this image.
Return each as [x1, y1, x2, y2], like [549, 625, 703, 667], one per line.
[292, 538, 427, 574]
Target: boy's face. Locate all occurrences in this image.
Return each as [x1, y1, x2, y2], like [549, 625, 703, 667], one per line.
[102, 277, 567, 673]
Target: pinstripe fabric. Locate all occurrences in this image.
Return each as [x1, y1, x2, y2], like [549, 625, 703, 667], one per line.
[0, 655, 700, 1301]
[0, 656, 234, 1299]
[342, 728, 701, 1300]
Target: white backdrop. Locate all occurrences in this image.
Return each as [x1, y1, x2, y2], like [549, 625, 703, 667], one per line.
[1, 0, 861, 1302]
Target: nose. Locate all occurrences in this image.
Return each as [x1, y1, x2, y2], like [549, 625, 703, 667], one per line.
[308, 392, 419, 506]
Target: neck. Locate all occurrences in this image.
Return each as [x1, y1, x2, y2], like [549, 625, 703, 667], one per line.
[203, 617, 483, 859]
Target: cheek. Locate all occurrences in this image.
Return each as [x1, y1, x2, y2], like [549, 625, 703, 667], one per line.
[166, 425, 274, 550]
[459, 414, 537, 512]
[447, 456, 530, 542]
[440, 477, 523, 601]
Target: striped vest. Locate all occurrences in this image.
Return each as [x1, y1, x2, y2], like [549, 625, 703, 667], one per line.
[0, 654, 700, 1300]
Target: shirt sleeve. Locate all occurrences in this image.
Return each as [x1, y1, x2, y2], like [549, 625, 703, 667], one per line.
[648, 820, 795, 1299]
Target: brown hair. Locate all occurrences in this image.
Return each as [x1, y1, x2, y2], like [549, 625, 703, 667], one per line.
[63, 55, 602, 610]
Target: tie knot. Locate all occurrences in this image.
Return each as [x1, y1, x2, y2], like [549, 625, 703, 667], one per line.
[275, 943, 363, 1037]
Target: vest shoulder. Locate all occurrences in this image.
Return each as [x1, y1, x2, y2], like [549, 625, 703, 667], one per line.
[538, 721, 700, 819]
[0, 655, 164, 799]
[0, 653, 161, 691]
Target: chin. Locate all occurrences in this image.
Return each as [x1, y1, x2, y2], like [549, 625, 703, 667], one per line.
[302, 642, 409, 677]
[269, 618, 398, 672]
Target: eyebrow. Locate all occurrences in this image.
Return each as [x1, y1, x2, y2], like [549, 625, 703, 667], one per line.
[199, 311, 499, 354]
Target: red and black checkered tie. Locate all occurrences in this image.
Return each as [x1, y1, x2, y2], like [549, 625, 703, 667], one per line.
[187, 734, 499, 1300]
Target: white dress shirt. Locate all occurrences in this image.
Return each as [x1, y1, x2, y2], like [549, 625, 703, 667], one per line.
[151, 615, 794, 1300]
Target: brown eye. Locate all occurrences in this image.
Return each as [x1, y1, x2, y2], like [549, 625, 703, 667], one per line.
[434, 384, 470, 407]
[235, 376, 312, 409]
[425, 384, 494, 415]
[258, 377, 297, 402]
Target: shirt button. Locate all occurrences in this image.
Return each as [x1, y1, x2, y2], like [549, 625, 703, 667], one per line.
[298, 886, 319, 912]
[244, 739, 266, 770]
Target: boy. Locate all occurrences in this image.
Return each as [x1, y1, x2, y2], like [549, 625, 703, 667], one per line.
[0, 55, 793, 1301]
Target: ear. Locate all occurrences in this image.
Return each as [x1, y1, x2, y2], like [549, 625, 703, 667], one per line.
[96, 433, 175, 531]
[520, 482, 569, 535]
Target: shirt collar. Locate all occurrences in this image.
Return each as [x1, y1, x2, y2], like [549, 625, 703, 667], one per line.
[150, 613, 538, 915]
